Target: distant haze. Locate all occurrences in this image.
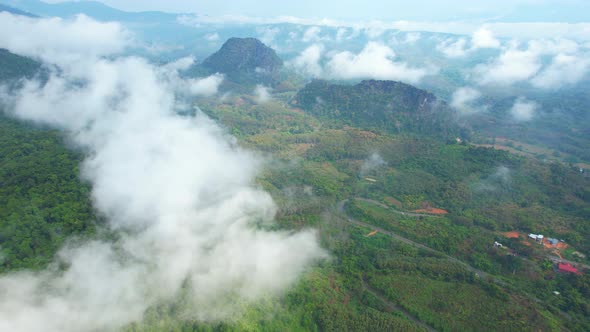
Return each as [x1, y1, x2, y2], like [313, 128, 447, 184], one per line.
[42, 0, 590, 22]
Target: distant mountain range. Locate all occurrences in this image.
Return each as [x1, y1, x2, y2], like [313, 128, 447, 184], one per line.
[0, 0, 178, 21]
[0, 3, 35, 16]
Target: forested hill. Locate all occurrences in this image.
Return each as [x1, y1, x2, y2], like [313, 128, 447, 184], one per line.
[0, 48, 41, 82]
[200, 37, 283, 86]
[292, 79, 463, 139]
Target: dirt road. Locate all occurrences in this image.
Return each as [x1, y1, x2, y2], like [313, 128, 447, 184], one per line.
[354, 197, 441, 218]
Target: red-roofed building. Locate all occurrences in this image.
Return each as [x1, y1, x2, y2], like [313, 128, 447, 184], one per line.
[558, 263, 581, 275]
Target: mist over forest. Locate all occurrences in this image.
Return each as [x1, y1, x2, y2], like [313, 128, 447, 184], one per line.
[0, 1, 589, 331]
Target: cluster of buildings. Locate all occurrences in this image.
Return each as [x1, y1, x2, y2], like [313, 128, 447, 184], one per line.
[529, 234, 564, 248]
[528, 233, 544, 242]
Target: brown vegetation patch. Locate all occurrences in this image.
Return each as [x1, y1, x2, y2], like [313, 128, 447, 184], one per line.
[412, 208, 449, 215]
[365, 230, 378, 237]
[343, 126, 378, 139]
[290, 143, 314, 155]
[503, 231, 521, 239]
[556, 242, 568, 250]
[384, 196, 403, 209]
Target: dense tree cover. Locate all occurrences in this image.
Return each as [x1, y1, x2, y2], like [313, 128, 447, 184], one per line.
[292, 80, 464, 139]
[1, 80, 589, 331]
[195, 95, 590, 330]
[0, 49, 41, 82]
[466, 84, 590, 164]
[0, 114, 96, 271]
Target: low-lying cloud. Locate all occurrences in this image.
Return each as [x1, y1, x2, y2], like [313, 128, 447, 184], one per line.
[254, 84, 272, 103]
[437, 38, 469, 58]
[188, 73, 225, 96]
[474, 166, 512, 192]
[474, 44, 542, 85]
[437, 28, 501, 58]
[531, 53, 590, 89]
[360, 153, 386, 177]
[302, 26, 325, 43]
[288, 42, 434, 83]
[473, 38, 589, 88]
[324, 42, 434, 83]
[0, 12, 130, 65]
[472, 28, 501, 49]
[257, 26, 281, 45]
[288, 44, 324, 77]
[510, 97, 538, 122]
[451, 87, 486, 115]
[178, 14, 590, 41]
[0, 13, 325, 332]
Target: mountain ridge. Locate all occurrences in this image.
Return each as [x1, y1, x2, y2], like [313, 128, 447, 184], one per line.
[292, 79, 462, 138]
[0, 0, 180, 21]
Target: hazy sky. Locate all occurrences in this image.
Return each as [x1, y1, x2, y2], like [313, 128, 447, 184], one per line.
[43, 0, 590, 22]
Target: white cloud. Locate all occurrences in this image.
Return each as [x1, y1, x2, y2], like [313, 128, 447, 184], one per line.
[471, 28, 501, 49]
[474, 44, 542, 86]
[391, 21, 590, 41]
[437, 38, 469, 58]
[187, 73, 225, 96]
[302, 26, 326, 42]
[0, 12, 130, 65]
[160, 58, 224, 97]
[482, 22, 590, 42]
[288, 44, 324, 77]
[529, 38, 580, 54]
[178, 14, 344, 29]
[324, 42, 434, 83]
[360, 153, 386, 177]
[403, 32, 421, 44]
[178, 15, 590, 41]
[451, 87, 485, 115]
[475, 166, 512, 192]
[363, 21, 387, 39]
[254, 84, 272, 103]
[510, 97, 538, 122]
[0, 13, 325, 332]
[531, 53, 590, 89]
[437, 28, 500, 58]
[205, 32, 220, 41]
[257, 26, 281, 45]
[164, 56, 195, 72]
[473, 38, 587, 87]
[335, 28, 348, 41]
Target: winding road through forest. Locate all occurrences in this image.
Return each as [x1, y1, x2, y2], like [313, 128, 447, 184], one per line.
[336, 198, 574, 323]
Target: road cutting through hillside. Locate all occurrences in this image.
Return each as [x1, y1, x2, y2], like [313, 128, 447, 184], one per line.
[353, 197, 444, 218]
[336, 199, 575, 323]
[337, 199, 497, 283]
